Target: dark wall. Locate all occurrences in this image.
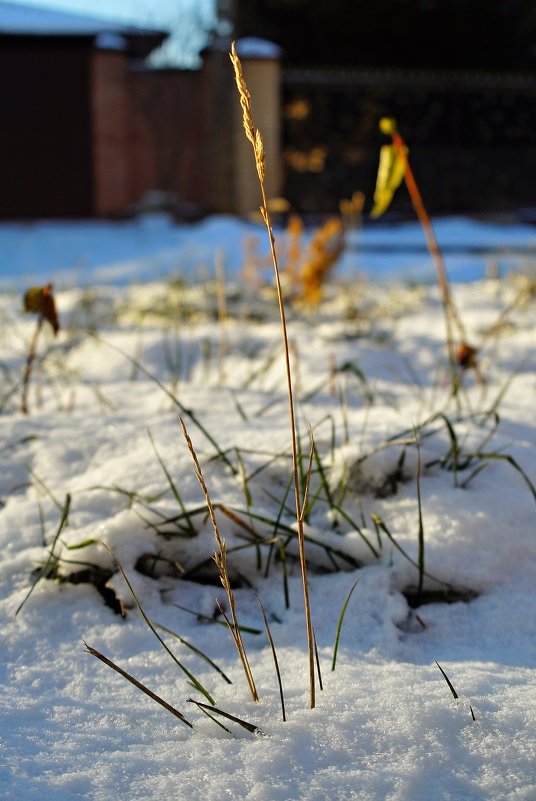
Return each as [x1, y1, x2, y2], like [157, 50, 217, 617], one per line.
[128, 67, 206, 207]
[0, 37, 93, 218]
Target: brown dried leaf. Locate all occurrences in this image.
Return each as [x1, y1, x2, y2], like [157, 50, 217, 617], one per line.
[23, 283, 59, 335]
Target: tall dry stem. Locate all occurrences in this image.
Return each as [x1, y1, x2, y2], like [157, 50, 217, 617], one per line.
[230, 41, 316, 708]
[386, 124, 468, 396]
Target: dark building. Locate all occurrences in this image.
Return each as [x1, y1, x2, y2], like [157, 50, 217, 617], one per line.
[0, 2, 166, 218]
[0, 3, 281, 220]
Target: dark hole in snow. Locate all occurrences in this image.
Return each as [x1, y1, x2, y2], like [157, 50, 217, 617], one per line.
[135, 553, 183, 579]
[34, 562, 123, 615]
[402, 585, 479, 608]
[55, 568, 124, 615]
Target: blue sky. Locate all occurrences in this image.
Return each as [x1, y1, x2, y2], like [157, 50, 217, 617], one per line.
[3, 0, 217, 65]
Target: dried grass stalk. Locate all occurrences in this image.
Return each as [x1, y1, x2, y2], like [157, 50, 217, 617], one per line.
[179, 416, 259, 703]
[230, 41, 316, 708]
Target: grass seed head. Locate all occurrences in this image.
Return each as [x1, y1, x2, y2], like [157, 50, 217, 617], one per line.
[230, 42, 266, 180]
[230, 42, 256, 147]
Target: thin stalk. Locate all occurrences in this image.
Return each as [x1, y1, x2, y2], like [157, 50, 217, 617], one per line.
[436, 661, 476, 721]
[172, 603, 261, 635]
[29, 469, 65, 514]
[180, 417, 259, 702]
[187, 699, 263, 736]
[331, 576, 360, 671]
[193, 702, 231, 733]
[414, 426, 425, 598]
[231, 42, 315, 708]
[389, 125, 465, 396]
[278, 537, 290, 609]
[312, 628, 323, 691]
[435, 660, 458, 699]
[371, 513, 451, 588]
[84, 642, 192, 729]
[21, 316, 44, 414]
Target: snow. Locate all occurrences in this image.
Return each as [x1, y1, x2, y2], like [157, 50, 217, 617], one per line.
[1, 213, 534, 291]
[0, 214, 535, 800]
[235, 37, 282, 60]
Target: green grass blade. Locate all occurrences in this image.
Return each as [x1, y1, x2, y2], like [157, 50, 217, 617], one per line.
[235, 448, 253, 508]
[29, 469, 65, 514]
[172, 603, 262, 635]
[191, 701, 231, 733]
[152, 620, 232, 684]
[313, 440, 335, 510]
[331, 576, 360, 671]
[278, 537, 290, 609]
[330, 503, 379, 559]
[371, 512, 451, 588]
[256, 594, 286, 721]
[435, 660, 458, 699]
[15, 493, 71, 618]
[470, 452, 536, 502]
[148, 429, 196, 534]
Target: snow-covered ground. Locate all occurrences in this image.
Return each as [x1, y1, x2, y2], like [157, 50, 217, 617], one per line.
[1, 212, 535, 290]
[0, 216, 535, 801]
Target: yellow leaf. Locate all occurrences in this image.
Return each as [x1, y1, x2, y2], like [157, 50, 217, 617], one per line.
[370, 144, 407, 219]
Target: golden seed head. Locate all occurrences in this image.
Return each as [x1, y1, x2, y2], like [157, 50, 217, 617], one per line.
[230, 41, 256, 146]
[255, 130, 265, 177]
